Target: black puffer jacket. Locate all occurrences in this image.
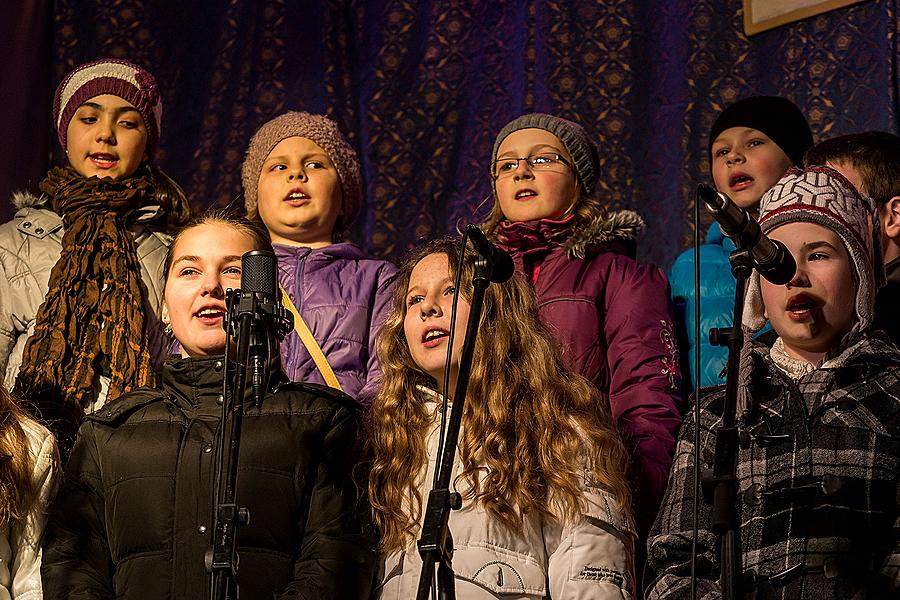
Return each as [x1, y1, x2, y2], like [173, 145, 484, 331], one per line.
[41, 355, 377, 599]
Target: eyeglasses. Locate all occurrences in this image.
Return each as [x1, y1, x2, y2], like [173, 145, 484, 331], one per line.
[490, 152, 571, 180]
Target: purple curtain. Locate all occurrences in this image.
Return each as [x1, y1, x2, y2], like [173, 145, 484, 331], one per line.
[0, 1, 52, 212]
[9, 0, 898, 268]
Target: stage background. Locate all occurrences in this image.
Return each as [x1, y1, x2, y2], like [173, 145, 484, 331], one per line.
[3, 0, 897, 269]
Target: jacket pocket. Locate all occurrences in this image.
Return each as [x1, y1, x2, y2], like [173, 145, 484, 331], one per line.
[453, 544, 547, 596]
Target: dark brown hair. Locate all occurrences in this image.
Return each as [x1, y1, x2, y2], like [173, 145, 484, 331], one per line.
[163, 210, 272, 282]
[805, 131, 900, 205]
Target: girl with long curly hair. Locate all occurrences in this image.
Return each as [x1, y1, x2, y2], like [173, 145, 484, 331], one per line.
[369, 237, 635, 599]
[0, 386, 58, 599]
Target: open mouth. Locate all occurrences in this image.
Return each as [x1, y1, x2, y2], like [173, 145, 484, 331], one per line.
[89, 153, 119, 168]
[284, 190, 309, 205]
[195, 306, 226, 324]
[729, 173, 753, 189]
[515, 189, 537, 200]
[786, 294, 818, 320]
[422, 328, 449, 347]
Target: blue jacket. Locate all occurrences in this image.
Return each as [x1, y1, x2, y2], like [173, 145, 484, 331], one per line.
[668, 222, 735, 392]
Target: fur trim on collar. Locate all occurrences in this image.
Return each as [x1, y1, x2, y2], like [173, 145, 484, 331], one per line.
[11, 190, 46, 211]
[565, 209, 646, 259]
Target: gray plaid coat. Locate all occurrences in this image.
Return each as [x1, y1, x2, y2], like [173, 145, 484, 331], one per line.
[645, 334, 900, 599]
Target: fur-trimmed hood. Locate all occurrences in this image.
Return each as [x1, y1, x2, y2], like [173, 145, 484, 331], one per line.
[565, 209, 646, 259]
[11, 190, 46, 211]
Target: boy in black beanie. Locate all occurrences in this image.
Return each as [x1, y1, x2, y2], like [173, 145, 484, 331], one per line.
[669, 96, 813, 393]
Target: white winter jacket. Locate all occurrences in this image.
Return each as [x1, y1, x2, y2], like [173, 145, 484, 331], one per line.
[0, 418, 58, 600]
[376, 388, 636, 599]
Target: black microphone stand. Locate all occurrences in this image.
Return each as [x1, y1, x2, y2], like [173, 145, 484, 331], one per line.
[703, 246, 753, 600]
[415, 245, 497, 600]
[206, 282, 290, 600]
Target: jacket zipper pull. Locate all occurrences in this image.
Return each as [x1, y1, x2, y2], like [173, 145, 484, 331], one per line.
[497, 566, 503, 586]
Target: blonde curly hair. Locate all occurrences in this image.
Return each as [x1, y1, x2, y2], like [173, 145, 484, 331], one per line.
[367, 237, 631, 553]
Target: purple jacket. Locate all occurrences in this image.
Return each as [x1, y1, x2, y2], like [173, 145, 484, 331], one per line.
[497, 211, 683, 539]
[274, 242, 397, 408]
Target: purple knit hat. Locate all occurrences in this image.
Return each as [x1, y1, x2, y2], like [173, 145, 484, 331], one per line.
[54, 58, 163, 153]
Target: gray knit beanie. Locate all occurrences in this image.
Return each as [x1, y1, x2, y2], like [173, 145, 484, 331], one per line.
[491, 113, 599, 197]
[241, 112, 362, 229]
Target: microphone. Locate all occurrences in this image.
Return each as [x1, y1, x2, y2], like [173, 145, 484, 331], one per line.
[235, 249, 292, 341]
[698, 185, 796, 285]
[465, 224, 515, 283]
[241, 250, 278, 304]
[240, 251, 279, 404]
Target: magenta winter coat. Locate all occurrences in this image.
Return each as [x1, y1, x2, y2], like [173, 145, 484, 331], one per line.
[274, 242, 397, 408]
[497, 211, 683, 539]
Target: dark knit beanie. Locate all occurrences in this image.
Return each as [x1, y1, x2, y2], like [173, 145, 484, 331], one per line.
[54, 58, 162, 154]
[492, 113, 599, 196]
[708, 96, 812, 167]
[241, 111, 361, 229]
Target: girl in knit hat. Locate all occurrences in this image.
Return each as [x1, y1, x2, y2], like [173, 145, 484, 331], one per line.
[0, 58, 191, 457]
[669, 96, 814, 393]
[647, 166, 900, 599]
[241, 111, 396, 407]
[481, 113, 682, 554]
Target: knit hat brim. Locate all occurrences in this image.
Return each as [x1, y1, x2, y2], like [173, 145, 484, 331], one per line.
[54, 59, 162, 154]
[708, 96, 813, 168]
[491, 113, 599, 198]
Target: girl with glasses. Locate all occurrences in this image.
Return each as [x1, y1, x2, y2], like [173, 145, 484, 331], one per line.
[480, 113, 682, 555]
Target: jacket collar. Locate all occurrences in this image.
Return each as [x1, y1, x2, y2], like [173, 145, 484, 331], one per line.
[273, 241, 366, 261]
[748, 331, 900, 381]
[497, 209, 646, 260]
[162, 355, 227, 408]
[564, 209, 645, 259]
[885, 256, 900, 285]
[496, 215, 574, 255]
[705, 221, 737, 251]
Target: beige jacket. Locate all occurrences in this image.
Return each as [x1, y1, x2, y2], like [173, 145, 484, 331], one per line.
[377, 389, 636, 599]
[0, 418, 58, 600]
[0, 192, 171, 412]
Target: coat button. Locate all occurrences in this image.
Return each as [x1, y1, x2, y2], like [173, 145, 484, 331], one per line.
[743, 483, 762, 506]
[217, 395, 224, 405]
[203, 445, 212, 453]
[198, 525, 207, 534]
[22, 222, 31, 228]
[214, 361, 223, 371]
[35, 227, 44, 234]
[836, 398, 858, 412]
[821, 474, 843, 495]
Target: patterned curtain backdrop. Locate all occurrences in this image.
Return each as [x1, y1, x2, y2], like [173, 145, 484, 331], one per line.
[46, 0, 900, 269]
